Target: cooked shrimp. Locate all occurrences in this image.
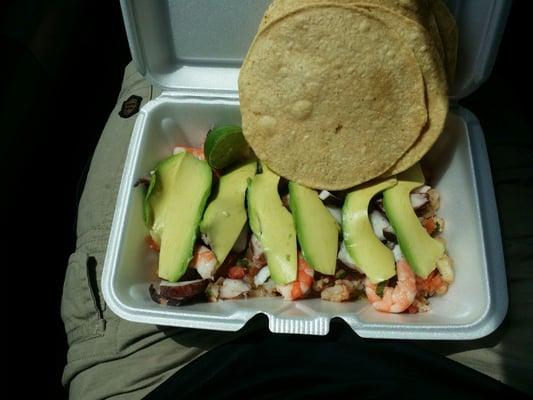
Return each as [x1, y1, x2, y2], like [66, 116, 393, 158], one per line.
[365, 259, 416, 313]
[189, 245, 217, 279]
[321, 279, 361, 302]
[173, 146, 205, 160]
[277, 254, 314, 301]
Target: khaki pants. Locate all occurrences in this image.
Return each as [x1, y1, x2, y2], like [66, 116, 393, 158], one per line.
[61, 63, 532, 399]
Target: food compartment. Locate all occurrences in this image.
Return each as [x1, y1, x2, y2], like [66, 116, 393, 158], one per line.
[103, 96, 506, 338]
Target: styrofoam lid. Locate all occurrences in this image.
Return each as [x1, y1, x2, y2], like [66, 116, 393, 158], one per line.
[120, 0, 511, 99]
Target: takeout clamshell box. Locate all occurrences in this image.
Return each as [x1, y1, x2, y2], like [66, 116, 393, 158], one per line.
[102, 0, 511, 339]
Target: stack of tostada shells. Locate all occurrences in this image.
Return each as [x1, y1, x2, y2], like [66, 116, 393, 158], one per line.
[239, 0, 458, 190]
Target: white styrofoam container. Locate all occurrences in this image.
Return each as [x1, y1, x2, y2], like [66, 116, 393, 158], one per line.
[102, 0, 511, 338]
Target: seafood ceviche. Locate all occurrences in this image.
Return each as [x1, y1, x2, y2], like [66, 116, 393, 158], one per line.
[141, 128, 454, 314]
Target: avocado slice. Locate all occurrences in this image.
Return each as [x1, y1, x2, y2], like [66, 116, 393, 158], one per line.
[143, 153, 187, 244]
[158, 152, 212, 282]
[289, 182, 338, 275]
[383, 164, 444, 278]
[200, 161, 257, 264]
[247, 166, 297, 285]
[342, 178, 398, 283]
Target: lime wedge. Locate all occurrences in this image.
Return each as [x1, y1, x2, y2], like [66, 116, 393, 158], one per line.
[204, 125, 251, 169]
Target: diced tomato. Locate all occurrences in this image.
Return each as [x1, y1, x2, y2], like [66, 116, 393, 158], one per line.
[416, 270, 446, 295]
[422, 217, 436, 235]
[145, 236, 160, 252]
[228, 266, 247, 279]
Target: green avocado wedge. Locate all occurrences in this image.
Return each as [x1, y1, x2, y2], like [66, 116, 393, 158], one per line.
[342, 178, 398, 283]
[247, 166, 297, 285]
[158, 152, 212, 282]
[289, 182, 338, 275]
[143, 152, 186, 244]
[200, 161, 257, 264]
[383, 164, 444, 279]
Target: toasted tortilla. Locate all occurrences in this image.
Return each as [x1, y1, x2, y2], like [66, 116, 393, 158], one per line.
[259, 0, 446, 65]
[355, 4, 449, 175]
[429, 0, 459, 84]
[239, 5, 428, 189]
[256, 1, 449, 176]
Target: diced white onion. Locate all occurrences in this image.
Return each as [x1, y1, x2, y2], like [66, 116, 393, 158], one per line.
[410, 193, 429, 209]
[220, 279, 250, 299]
[254, 266, 271, 286]
[392, 244, 404, 262]
[369, 210, 391, 241]
[319, 190, 332, 201]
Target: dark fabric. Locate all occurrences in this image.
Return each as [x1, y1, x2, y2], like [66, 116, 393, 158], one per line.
[145, 322, 530, 400]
